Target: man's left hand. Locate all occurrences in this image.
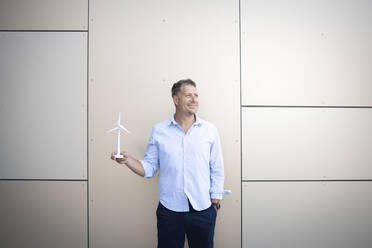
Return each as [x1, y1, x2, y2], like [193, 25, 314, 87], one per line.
[211, 199, 220, 213]
[213, 205, 218, 213]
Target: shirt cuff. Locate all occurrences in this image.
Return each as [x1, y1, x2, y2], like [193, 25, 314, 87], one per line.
[139, 160, 153, 178]
[210, 193, 223, 200]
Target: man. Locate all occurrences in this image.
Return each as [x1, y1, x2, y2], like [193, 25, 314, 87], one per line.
[111, 79, 224, 248]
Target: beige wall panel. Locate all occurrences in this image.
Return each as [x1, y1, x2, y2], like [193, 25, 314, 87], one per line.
[0, 32, 87, 179]
[241, 0, 372, 106]
[0, 0, 88, 30]
[243, 181, 372, 248]
[0, 181, 87, 248]
[242, 107, 372, 180]
[89, 0, 240, 247]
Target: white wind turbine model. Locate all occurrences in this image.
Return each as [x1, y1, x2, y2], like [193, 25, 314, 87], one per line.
[107, 112, 131, 158]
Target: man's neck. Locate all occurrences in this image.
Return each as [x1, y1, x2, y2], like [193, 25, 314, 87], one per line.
[174, 112, 195, 131]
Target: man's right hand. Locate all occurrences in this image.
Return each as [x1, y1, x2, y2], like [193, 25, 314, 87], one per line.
[111, 151, 129, 164]
[110, 151, 145, 177]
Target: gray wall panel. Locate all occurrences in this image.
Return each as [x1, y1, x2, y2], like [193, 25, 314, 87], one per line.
[0, 181, 87, 248]
[242, 107, 372, 180]
[0, 32, 87, 179]
[89, 0, 241, 247]
[241, 0, 372, 106]
[243, 182, 372, 248]
[0, 0, 88, 30]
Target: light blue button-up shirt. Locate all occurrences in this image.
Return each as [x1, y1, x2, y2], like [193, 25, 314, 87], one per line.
[140, 114, 224, 212]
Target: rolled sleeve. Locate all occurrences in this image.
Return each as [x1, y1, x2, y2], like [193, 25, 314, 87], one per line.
[140, 128, 159, 178]
[209, 128, 224, 200]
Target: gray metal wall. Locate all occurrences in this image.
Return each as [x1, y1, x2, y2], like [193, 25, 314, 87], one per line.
[1, 0, 372, 248]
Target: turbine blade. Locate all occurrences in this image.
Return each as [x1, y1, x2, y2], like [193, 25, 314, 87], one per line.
[107, 127, 118, 133]
[119, 124, 131, 134]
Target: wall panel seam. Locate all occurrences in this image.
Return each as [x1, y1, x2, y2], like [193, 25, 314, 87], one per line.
[242, 179, 372, 182]
[242, 105, 372, 108]
[0, 30, 88, 32]
[238, 0, 243, 248]
[87, 0, 90, 247]
[0, 179, 88, 181]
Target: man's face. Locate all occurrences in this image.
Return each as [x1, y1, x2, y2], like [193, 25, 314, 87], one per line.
[173, 85, 199, 115]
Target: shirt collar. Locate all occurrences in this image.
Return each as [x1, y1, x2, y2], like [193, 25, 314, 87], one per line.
[168, 113, 203, 127]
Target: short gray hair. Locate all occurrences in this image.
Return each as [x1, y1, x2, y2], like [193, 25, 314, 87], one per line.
[171, 79, 196, 97]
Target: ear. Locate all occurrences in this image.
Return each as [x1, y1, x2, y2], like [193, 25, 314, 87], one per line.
[172, 95, 179, 106]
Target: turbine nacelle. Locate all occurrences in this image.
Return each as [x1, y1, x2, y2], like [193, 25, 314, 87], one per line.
[107, 112, 131, 134]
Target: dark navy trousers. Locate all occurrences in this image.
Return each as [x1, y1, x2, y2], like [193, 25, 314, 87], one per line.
[156, 201, 217, 248]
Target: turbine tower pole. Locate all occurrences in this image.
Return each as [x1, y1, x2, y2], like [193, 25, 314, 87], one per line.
[117, 127, 121, 157]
